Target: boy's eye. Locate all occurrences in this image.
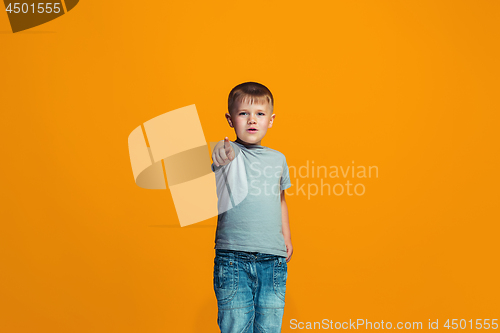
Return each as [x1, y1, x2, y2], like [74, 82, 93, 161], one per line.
[238, 112, 265, 116]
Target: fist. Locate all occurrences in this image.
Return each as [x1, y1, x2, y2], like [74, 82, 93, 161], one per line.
[212, 137, 235, 167]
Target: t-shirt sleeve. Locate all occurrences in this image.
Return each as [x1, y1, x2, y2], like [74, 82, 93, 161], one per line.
[280, 157, 292, 191]
[211, 141, 241, 173]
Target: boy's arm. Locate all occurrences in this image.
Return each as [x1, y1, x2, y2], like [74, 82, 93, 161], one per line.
[281, 189, 293, 263]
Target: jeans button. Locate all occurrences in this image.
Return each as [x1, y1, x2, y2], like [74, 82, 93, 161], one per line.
[229, 261, 233, 265]
[278, 262, 281, 266]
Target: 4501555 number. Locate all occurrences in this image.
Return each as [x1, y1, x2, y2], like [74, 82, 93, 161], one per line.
[444, 319, 498, 330]
[6, 3, 62, 14]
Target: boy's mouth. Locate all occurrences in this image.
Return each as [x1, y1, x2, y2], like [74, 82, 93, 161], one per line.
[247, 128, 258, 133]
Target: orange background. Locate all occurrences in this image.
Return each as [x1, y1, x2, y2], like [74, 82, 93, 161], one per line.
[1, 1, 499, 332]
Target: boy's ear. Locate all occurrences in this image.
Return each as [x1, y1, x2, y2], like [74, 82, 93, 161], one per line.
[268, 114, 276, 128]
[225, 112, 234, 128]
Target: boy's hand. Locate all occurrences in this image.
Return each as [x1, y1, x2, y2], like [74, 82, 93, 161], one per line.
[212, 137, 235, 167]
[285, 241, 293, 263]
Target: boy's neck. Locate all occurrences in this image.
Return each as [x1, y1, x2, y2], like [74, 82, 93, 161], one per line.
[235, 137, 263, 147]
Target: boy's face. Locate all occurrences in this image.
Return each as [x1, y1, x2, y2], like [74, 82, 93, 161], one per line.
[226, 99, 275, 146]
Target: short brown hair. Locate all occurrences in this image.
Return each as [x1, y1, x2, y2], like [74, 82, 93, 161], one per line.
[228, 82, 274, 114]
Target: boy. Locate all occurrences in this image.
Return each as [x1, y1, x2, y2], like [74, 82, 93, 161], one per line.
[211, 82, 293, 333]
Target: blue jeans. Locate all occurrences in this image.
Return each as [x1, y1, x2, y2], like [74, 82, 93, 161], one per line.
[213, 249, 288, 333]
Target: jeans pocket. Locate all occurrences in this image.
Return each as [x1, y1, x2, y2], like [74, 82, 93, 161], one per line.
[273, 257, 287, 302]
[213, 256, 238, 304]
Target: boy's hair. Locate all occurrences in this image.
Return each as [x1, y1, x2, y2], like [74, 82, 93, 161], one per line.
[228, 82, 274, 115]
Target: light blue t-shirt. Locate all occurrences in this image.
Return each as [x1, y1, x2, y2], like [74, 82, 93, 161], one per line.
[211, 140, 292, 257]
